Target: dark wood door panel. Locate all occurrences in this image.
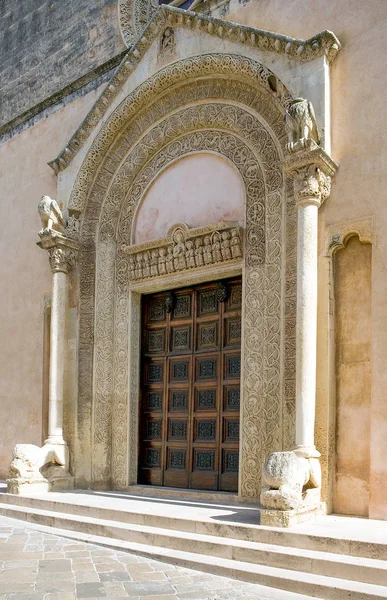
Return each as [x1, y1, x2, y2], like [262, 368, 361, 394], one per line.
[138, 278, 242, 491]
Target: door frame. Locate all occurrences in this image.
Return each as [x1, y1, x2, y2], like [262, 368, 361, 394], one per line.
[137, 277, 242, 491]
[127, 262, 243, 491]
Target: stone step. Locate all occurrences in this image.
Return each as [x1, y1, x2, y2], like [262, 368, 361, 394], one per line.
[0, 501, 386, 593]
[1, 491, 386, 560]
[0, 508, 386, 600]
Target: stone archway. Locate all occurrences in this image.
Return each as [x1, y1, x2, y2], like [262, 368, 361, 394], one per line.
[72, 53, 296, 497]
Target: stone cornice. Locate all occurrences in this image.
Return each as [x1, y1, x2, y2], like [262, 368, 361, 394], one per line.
[48, 4, 340, 175]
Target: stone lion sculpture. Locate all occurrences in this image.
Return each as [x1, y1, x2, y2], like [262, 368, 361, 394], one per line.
[38, 195, 66, 234]
[285, 98, 320, 153]
[260, 450, 321, 511]
[8, 443, 67, 482]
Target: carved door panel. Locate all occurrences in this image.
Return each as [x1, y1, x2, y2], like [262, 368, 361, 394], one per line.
[139, 277, 241, 491]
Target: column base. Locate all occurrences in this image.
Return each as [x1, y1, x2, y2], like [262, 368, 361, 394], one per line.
[7, 474, 74, 496]
[260, 502, 325, 528]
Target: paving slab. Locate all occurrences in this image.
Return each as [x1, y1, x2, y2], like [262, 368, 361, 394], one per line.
[0, 514, 320, 600]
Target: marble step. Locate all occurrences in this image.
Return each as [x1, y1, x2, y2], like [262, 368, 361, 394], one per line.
[0, 510, 386, 600]
[1, 491, 386, 560]
[0, 501, 386, 590]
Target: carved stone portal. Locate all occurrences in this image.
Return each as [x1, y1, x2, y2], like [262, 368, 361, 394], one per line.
[122, 222, 243, 283]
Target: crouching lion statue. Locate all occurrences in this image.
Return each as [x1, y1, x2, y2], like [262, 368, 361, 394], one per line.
[260, 450, 321, 511]
[7, 443, 69, 494]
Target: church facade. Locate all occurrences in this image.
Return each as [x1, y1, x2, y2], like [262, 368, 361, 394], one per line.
[1, 0, 386, 524]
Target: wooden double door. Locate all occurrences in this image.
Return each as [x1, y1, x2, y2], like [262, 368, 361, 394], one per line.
[139, 277, 242, 491]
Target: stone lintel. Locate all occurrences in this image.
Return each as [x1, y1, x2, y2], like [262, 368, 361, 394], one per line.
[121, 221, 243, 284]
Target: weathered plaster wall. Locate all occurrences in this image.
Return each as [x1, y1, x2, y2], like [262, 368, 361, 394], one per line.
[334, 236, 372, 517]
[0, 86, 103, 478]
[0, 0, 125, 129]
[133, 153, 245, 243]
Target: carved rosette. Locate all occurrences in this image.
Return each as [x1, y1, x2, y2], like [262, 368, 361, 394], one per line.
[283, 141, 337, 206]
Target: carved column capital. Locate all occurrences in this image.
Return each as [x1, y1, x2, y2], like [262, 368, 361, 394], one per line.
[48, 247, 77, 274]
[37, 230, 80, 274]
[283, 141, 338, 206]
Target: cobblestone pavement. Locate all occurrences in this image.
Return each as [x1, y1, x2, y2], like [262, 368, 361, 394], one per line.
[0, 516, 316, 600]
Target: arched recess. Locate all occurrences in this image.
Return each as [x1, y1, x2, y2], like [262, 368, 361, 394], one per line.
[330, 231, 373, 516]
[72, 53, 296, 497]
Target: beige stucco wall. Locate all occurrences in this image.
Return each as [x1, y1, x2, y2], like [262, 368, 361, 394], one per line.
[133, 153, 245, 243]
[0, 87, 103, 478]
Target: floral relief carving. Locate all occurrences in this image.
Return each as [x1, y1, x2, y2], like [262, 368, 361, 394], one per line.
[74, 56, 296, 497]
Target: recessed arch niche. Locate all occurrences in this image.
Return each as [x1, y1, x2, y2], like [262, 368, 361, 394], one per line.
[132, 152, 245, 244]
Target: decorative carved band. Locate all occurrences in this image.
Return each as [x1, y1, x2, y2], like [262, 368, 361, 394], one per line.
[122, 222, 243, 282]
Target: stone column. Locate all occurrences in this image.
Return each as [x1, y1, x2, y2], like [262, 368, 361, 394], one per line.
[46, 246, 76, 445]
[260, 142, 337, 526]
[6, 198, 80, 495]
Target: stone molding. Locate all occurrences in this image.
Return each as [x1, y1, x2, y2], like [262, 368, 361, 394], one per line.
[121, 221, 243, 282]
[67, 54, 292, 215]
[49, 5, 340, 174]
[37, 230, 79, 274]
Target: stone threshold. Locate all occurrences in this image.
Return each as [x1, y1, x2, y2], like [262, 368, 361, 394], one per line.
[124, 484, 257, 505]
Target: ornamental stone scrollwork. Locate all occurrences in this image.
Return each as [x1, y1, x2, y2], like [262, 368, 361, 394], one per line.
[122, 222, 243, 283]
[50, 14, 340, 175]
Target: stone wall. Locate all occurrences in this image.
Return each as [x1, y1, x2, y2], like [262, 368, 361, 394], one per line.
[0, 0, 125, 132]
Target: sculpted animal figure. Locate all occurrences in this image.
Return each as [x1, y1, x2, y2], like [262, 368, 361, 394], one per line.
[8, 443, 66, 481]
[260, 450, 321, 511]
[285, 98, 320, 152]
[38, 195, 66, 234]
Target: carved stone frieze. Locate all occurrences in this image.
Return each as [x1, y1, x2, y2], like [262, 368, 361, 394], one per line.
[116, 3, 340, 60]
[122, 222, 243, 283]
